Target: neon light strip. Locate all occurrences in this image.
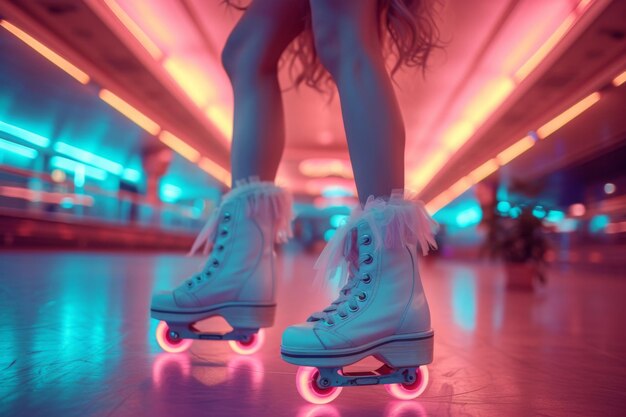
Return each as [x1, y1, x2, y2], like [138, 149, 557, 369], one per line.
[536, 92, 600, 139]
[468, 159, 499, 184]
[0, 138, 38, 159]
[102, 0, 163, 61]
[496, 136, 535, 166]
[121, 168, 141, 183]
[0, 20, 90, 84]
[427, 89, 600, 213]
[99, 89, 161, 135]
[158, 131, 200, 163]
[0, 120, 50, 148]
[54, 141, 123, 175]
[198, 157, 230, 186]
[205, 105, 233, 142]
[0, 185, 95, 206]
[50, 156, 107, 180]
[612, 70, 626, 87]
[514, 15, 575, 82]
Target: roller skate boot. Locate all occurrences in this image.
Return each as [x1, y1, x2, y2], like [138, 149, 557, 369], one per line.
[151, 181, 293, 355]
[281, 192, 438, 403]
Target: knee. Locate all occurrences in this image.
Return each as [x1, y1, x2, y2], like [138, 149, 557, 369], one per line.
[221, 19, 280, 81]
[310, 0, 374, 77]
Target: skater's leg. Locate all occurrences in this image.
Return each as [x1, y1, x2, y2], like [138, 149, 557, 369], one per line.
[309, 0, 405, 204]
[223, 0, 308, 184]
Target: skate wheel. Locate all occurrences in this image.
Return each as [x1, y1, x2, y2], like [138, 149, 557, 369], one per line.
[228, 328, 265, 355]
[385, 365, 429, 400]
[155, 321, 193, 353]
[296, 366, 342, 405]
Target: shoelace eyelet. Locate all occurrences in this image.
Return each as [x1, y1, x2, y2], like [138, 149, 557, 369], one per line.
[196, 276, 202, 282]
[217, 245, 224, 252]
[220, 229, 228, 237]
[212, 259, 219, 267]
[205, 270, 212, 276]
[358, 292, 367, 301]
[349, 304, 359, 312]
[323, 319, 335, 327]
[362, 274, 372, 284]
[363, 254, 373, 265]
[223, 212, 231, 222]
[361, 235, 371, 245]
[186, 281, 193, 288]
[339, 312, 348, 320]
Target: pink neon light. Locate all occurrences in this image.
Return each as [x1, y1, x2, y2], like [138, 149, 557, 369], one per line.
[151, 353, 190, 388]
[296, 366, 343, 405]
[295, 404, 341, 417]
[227, 328, 266, 355]
[155, 321, 193, 353]
[0, 20, 90, 84]
[227, 356, 265, 387]
[0, 186, 94, 206]
[384, 365, 429, 400]
[386, 401, 428, 417]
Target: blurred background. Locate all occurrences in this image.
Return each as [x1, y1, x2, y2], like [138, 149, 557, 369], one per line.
[1, 1, 626, 416]
[0, 0, 625, 274]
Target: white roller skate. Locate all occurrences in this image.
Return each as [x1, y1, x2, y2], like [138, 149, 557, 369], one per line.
[151, 181, 293, 355]
[281, 192, 437, 403]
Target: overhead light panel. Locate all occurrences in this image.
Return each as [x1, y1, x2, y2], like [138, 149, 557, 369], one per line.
[536, 92, 600, 139]
[102, 0, 163, 60]
[99, 89, 161, 135]
[0, 138, 38, 159]
[159, 131, 200, 163]
[0, 20, 90, 84]
[0, 121, 50, 148]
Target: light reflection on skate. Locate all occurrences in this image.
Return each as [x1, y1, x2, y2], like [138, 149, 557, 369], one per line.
[152, 353, 191, 388]
[296, 404, 341, 417]
[385, 401, 428, 417]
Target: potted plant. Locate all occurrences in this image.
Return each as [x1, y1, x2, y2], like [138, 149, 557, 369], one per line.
[493, 206, 548, 290]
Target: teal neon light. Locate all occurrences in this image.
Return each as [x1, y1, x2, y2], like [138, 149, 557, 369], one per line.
[160, 184, 181, 202]
[589, 215, 609, 233]
[546, 210, 565, 223]
[54, 142, 123, 175]
[0, 138, 38, 159]
[50, 156, 107, 181]
[121, 168, 141, 183]
[455, 205, 482, 228]
[496, 201, 511, 213]
[0, 120, 50, 148]
[329, 214, 348, 228]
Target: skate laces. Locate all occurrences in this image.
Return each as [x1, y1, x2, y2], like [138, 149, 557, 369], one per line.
[308, 229, 366, 325]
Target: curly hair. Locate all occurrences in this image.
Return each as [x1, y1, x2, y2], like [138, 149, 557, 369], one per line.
[224, 0, 443, 92]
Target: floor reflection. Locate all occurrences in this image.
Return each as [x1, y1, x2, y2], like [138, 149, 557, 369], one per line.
[384, 401, 428, 417]
[0, 251, 624, 416]
[296, 404, 342, 417]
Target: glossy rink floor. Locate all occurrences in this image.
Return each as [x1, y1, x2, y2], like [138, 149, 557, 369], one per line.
[1, 250, 625, 417]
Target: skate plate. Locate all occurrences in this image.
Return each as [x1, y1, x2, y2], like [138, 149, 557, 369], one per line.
[164, 321, 259, 343]
[316, 364, 418, 388]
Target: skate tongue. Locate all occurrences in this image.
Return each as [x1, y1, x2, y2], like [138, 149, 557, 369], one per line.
[189, 210, 219, 256]
[313, 193, 439, 285]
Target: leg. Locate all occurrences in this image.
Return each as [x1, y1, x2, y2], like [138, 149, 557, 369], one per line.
[309, 0, 405, 204]
[222, 0, 308, 184]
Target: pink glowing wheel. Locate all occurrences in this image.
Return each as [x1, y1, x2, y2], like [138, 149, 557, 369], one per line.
[296, 366, 343, 405]
[155, 321, 193, 353]
[385, 365, 429, 400]
[228, 328, 265, 355]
